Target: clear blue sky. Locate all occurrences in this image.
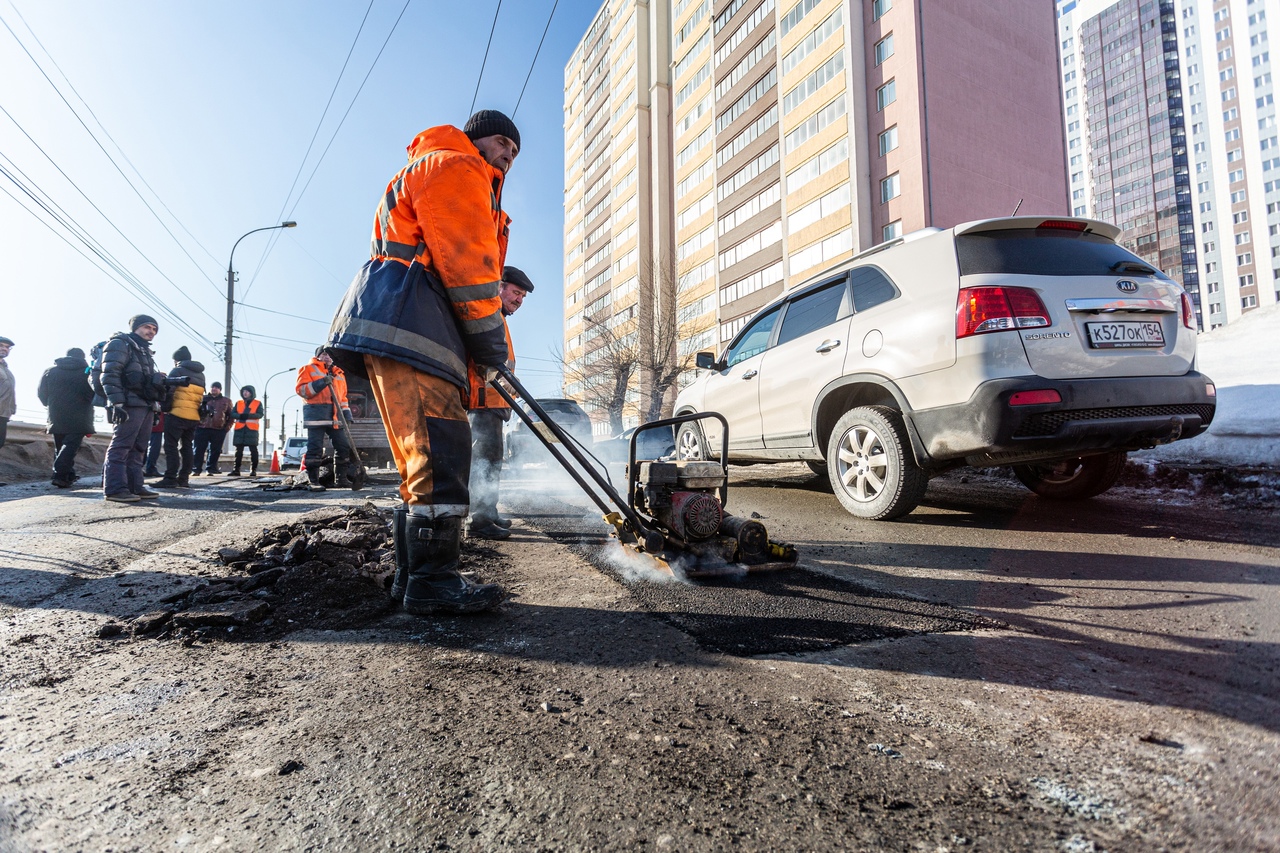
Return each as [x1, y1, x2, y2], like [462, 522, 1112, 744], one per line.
[1, 0, 600, 430]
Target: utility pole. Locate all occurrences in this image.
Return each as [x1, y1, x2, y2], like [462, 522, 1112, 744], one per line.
[224, 221, 297, 393]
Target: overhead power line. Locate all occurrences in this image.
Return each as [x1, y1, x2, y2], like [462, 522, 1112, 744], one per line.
[242, 0, 415, 304]
[0, 11, 224, 299]
[514, 0, 559, 118]
[0, 178, 218, 350]
[4, 0, 223, 270]
[471, 0, 505, 116]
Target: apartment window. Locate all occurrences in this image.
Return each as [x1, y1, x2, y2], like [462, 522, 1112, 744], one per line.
[1238, 252, 1253, 264]
[1244, 294, 1258, 307]
[879, 126, 898, 156]
[1234, 211, 1250, 223]
[875, 34, 894, 65]
[883, 220, 901, 241]
[1226, 128, 1242, 140]
[1202, 222, 1214, 233]
[880, 172, 900, 203]
[1235, 230, 1251, 244]
[1223, 86, 1237, 101]
[1231, 190, 1247, 202]
[1224, 108, 1240, 121]
[1221, 67, 1235, 81]
[1197, 181, 1210, 192]
[1228, 148, 1244, 162]
[1230, 168, 1246, 182]
[873, 0, 891, 19]
[1260, 94, 1276, 108]
[877, 79, 896, 111]
[1240, 274, 1256, 288]
[1205, 241, 1217, 252]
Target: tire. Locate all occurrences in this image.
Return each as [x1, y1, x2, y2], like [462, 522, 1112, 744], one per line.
[826, 406, 928, 520]
[1012, 451, 1126, 500]
[805, 460, 828, 476]
[676, 422, 709, 461]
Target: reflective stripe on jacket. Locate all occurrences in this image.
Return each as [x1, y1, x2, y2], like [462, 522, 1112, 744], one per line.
[233, 399, 262, 432]
[296, 359, 349, 428]
[326, 125, 510, 388]
[467, 319, 514, 410]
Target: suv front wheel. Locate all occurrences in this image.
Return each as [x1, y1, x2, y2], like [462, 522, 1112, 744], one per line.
[676, 422, 709, 461]
[826, 406, 929, 520]
[1012, 451, 1126, 500]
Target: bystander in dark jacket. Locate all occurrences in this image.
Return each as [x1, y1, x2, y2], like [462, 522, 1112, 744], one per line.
[194, 382, 234, 475]
[100, 315, 166, 502]
[37, 348, 95, 487]
[0, 336, 15, 452]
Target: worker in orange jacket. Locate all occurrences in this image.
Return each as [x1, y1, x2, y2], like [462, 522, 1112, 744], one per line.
[326, 109, 518, 615]
[295, 347, 353, 492]
[466, 265, 534, 540]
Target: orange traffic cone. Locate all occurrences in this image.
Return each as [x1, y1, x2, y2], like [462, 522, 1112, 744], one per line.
[269, 450, 281, 474]
[299, 453, 307, 473]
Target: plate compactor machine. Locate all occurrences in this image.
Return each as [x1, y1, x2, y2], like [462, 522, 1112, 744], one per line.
[490, 366, 797, 579]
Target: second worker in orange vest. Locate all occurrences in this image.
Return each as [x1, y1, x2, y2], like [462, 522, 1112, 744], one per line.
[466, 265, 533, 540]
[228, 385, 264, 477]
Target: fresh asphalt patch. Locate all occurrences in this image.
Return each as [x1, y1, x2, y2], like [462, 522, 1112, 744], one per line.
[508, 494, 1005, 656]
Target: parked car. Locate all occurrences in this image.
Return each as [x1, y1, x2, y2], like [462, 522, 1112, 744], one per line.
[674, 216, 1216, 520]
[594, 424, 677, 464]
[280, 436, 309, 469]
[506, 398, 595, 463]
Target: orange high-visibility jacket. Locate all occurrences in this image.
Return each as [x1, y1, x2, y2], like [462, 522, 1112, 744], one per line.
[232, 399, 262, 433]
[296, 358, 350, 428]
[326, 125, 511, 388]
[467, 319, 515, 410]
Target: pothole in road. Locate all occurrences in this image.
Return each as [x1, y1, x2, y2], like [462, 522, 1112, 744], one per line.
[538, 529, 1005, 656]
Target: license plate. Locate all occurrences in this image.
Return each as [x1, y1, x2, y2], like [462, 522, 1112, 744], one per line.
[1085, 320, 1166, 349]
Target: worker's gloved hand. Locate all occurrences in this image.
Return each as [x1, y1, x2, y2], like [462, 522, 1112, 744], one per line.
[481, 366, 500, 384]
[313, 375, 333, 390]
[342, 409, 354, 424]
[107, 405, 129, 425]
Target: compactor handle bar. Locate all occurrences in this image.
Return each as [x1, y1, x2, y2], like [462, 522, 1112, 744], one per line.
[488, 365, 657, 545]
[629, 412, 729, 508]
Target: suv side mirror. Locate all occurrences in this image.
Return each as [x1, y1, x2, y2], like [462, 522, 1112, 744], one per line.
[695, 351, 719, 370]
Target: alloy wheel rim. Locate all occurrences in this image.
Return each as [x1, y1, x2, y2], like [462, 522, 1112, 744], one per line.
[836, 425, 888, 503]
[678, 429, 702, 460]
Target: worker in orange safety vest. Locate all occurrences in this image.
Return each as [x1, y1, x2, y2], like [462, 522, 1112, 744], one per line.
[295, 347, 353, 492]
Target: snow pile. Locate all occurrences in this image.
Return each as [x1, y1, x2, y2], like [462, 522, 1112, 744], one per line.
[1136, 302, 1280, 468]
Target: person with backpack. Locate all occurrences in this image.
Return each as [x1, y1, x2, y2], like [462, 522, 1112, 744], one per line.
[99, 314, 185, 503]
[37, 347, 96, 487]
[193, 382, 234, 475]
[156, 346, 205, 488]
[229, 385, 263, 477]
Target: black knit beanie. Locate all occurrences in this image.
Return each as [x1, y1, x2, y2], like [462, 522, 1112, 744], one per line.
[129, 314, 158, 332]
[464, 109, 520, 152]
[66, 347, 85, 360]
[502, 265, 535, 293]
[173, 346, 191, 362]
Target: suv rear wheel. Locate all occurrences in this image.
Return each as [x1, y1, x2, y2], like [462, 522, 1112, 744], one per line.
[676, 422, 708, 461]
[1012, 451, 1127, 500]
[826, 406, 928, 520]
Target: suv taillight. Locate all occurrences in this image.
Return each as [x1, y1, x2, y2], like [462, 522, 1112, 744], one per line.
[1180, 291, 1196, 329]
[956, 287, 1051, 339]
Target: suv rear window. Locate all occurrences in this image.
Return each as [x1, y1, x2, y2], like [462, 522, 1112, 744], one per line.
[956, 228, 1171, 278]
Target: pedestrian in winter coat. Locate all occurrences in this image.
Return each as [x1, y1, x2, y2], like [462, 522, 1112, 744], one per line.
[157, 347, 205, 488]
[193, 382, 233, 475]
[229, 385, 263, 477]
[295, 350, 354, 488]
[466, 265, 534, 540]
[144, 412, 166, 477]
[36, 347, 95, 487]
[326, 109, 517, 615]
[100, 314, 170, 502]
[0, 336, 15, 452]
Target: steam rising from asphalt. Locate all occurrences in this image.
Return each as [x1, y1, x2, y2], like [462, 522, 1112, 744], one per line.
[501, 447, 691, 585]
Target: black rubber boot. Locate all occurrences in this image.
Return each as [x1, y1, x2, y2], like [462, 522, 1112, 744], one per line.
[402, 516, 505, 614]
[390, 505, 408, 603]
[494, 516, 513, 529]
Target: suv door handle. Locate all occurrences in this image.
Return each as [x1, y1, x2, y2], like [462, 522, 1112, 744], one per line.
[815, 339, 842, 353]
[741, 369, 758, 380]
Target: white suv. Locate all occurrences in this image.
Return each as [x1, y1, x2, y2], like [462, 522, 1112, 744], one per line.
[674, 216, 1217, 520]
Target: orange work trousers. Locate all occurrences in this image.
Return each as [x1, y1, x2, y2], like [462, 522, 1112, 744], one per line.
[364, 354, 471, 516]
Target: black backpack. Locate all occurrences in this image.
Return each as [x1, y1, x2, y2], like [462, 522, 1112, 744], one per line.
[88, 340, 108, 407]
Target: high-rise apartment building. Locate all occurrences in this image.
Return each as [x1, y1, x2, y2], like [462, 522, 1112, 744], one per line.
[562, 0, 674, 419]
[1059, 0, 1280, 328]
[565, 0, 1068, 424]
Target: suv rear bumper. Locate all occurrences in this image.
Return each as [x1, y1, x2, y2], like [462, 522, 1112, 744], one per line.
[908, 373, 1216, 467]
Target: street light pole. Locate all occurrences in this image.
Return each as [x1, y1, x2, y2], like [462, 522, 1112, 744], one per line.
[261, 367, 295, 458]
[225, 221, 297, 393]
